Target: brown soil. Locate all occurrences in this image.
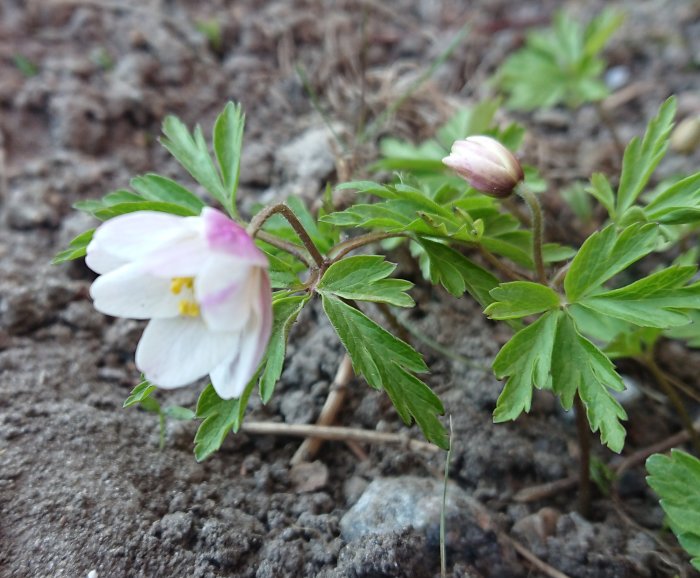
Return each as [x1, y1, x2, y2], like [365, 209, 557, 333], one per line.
[2, 1, 700, 577]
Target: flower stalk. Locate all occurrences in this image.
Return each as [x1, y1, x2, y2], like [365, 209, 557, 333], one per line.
[247, 203, 325, 268]
[517, 184, 547, 285]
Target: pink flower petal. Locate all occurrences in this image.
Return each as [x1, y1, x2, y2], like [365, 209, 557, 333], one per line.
[136, 317, 240, 388]
[202, 208, 268, 266]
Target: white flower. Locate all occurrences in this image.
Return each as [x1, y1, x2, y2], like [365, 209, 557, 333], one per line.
[86, 208, 272, 399]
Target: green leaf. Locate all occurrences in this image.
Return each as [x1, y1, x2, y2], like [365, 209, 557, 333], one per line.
[91, 201, 199, 220]
[647, 450, 700, 570]
[587, 173, 616, 218]
[213, 102, 245, 216]
[259, 294, 311, 402]
[565, 223, 659, 302]
[616, 97, 676, 216]
[160, 114, 228, 211]
[583, 9, 624, 56]
[321, 294, 447, 448]
[666, 311, 700, 348]
[163, 406, 196, 420]
[486, 282, 561, 320]
[579, 266, 700, 328]
[131, 174, 205, 214]
[493, 311, 559, 422]
[644, 172, 700, 224]
[52, 229, 95, 264]
[550, 313, 627, 452]
[317, 256, 414, 307]
[193, 378, 256, 461]
[123, 380, 157, 408]
[417, 238, 499, 306]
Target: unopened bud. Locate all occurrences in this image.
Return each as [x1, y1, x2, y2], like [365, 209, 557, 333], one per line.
[443, 136, 524, 198]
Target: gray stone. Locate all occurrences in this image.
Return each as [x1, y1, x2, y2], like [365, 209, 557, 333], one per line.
[340, 476, 479, 548]
[274, 125, 337, 185]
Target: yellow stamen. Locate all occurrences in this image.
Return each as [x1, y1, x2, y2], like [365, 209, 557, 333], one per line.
[178, 300, 200, 317]
[170, 277, 194, 295]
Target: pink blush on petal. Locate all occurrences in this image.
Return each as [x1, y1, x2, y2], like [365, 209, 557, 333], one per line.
[202, 208, 266, 265]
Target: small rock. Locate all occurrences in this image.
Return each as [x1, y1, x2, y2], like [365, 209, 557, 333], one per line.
[280, 389, 314, 424]
[290, 461, 328, 493]
[151, 511, 193, 545]
[511, 507, 561, 550]
[340, 476, 483, 548]
[274, 125, 338, 185]
[670, 116, 700, 154]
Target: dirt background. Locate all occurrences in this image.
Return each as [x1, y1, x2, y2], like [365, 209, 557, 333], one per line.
[2, 0, 700, 577]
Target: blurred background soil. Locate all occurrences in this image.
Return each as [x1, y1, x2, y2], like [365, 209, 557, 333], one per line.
[2, 1, 700, 576]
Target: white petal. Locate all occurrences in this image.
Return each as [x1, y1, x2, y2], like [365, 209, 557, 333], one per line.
[195, 255, 256, 332]
[90, 262, 180, 319]
[90, 211, 200, 263]
[210, 324, 263, 399]
[141, 236, 210, 279]
[85, 241, 128, 274]
[136, 317, 239, 388]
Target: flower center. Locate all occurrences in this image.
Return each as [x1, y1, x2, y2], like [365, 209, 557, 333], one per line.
[170, 277, 200, 317]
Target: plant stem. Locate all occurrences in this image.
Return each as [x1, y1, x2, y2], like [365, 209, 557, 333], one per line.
[255, 230, 313, 267]
[517, 185, 547, 285]
[477, 245, 527, 281]
[329, 231, 410, 261]
[247, 203, 325, 268]
[573, 394, 592, 519]
[643, 353, 700, 455]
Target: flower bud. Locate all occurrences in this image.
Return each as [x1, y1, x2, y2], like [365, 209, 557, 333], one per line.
[442, 136, 524, 198]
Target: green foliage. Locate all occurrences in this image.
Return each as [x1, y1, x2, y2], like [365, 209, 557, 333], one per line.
[318, 256, 414, 307]
[416, 238, 499, 306]
[485, 282, 560, 320]
[564, 223, 659, 302]
[578, 266, 700, 328]
[13, 54, 39, 77]
[550, 314, 627, 452]
[496, 9, 623, 110]
[131, 174, 206, 214]
[493, 310, 627, 452]
[647, 450, 700, 570]
[615, 97, 676, 218]
[52, 229, 95, 264]
[123, 380, 157, 408]
[259, 294, 311, 402]
[194, 379, 256, 462]
[160, 101, 245, 218]
[321, 294, 447, 449]
[493, 311, 558, 422]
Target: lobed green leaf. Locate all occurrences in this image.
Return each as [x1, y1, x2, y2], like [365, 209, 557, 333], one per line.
[565, 223, 659, 302]
[318, 256, 414, 308]
[486, 282, 561, 320]
[647, 450, 700, 570]
[321, 294, 447, 448]
[616, 97, 676, 217]
[259, 294, 311, 402]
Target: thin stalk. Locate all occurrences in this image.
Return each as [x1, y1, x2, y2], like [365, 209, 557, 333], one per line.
[247, 203, 325, 268]
[477, 245, 528, 281]
[440, 416, 453, 578]
[573, 395, 592, 518]
[329, 231, 410, 261]
[256, 230, 313, 267]
[643, 353, 700, 455]
[517, 185, 547, 284]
